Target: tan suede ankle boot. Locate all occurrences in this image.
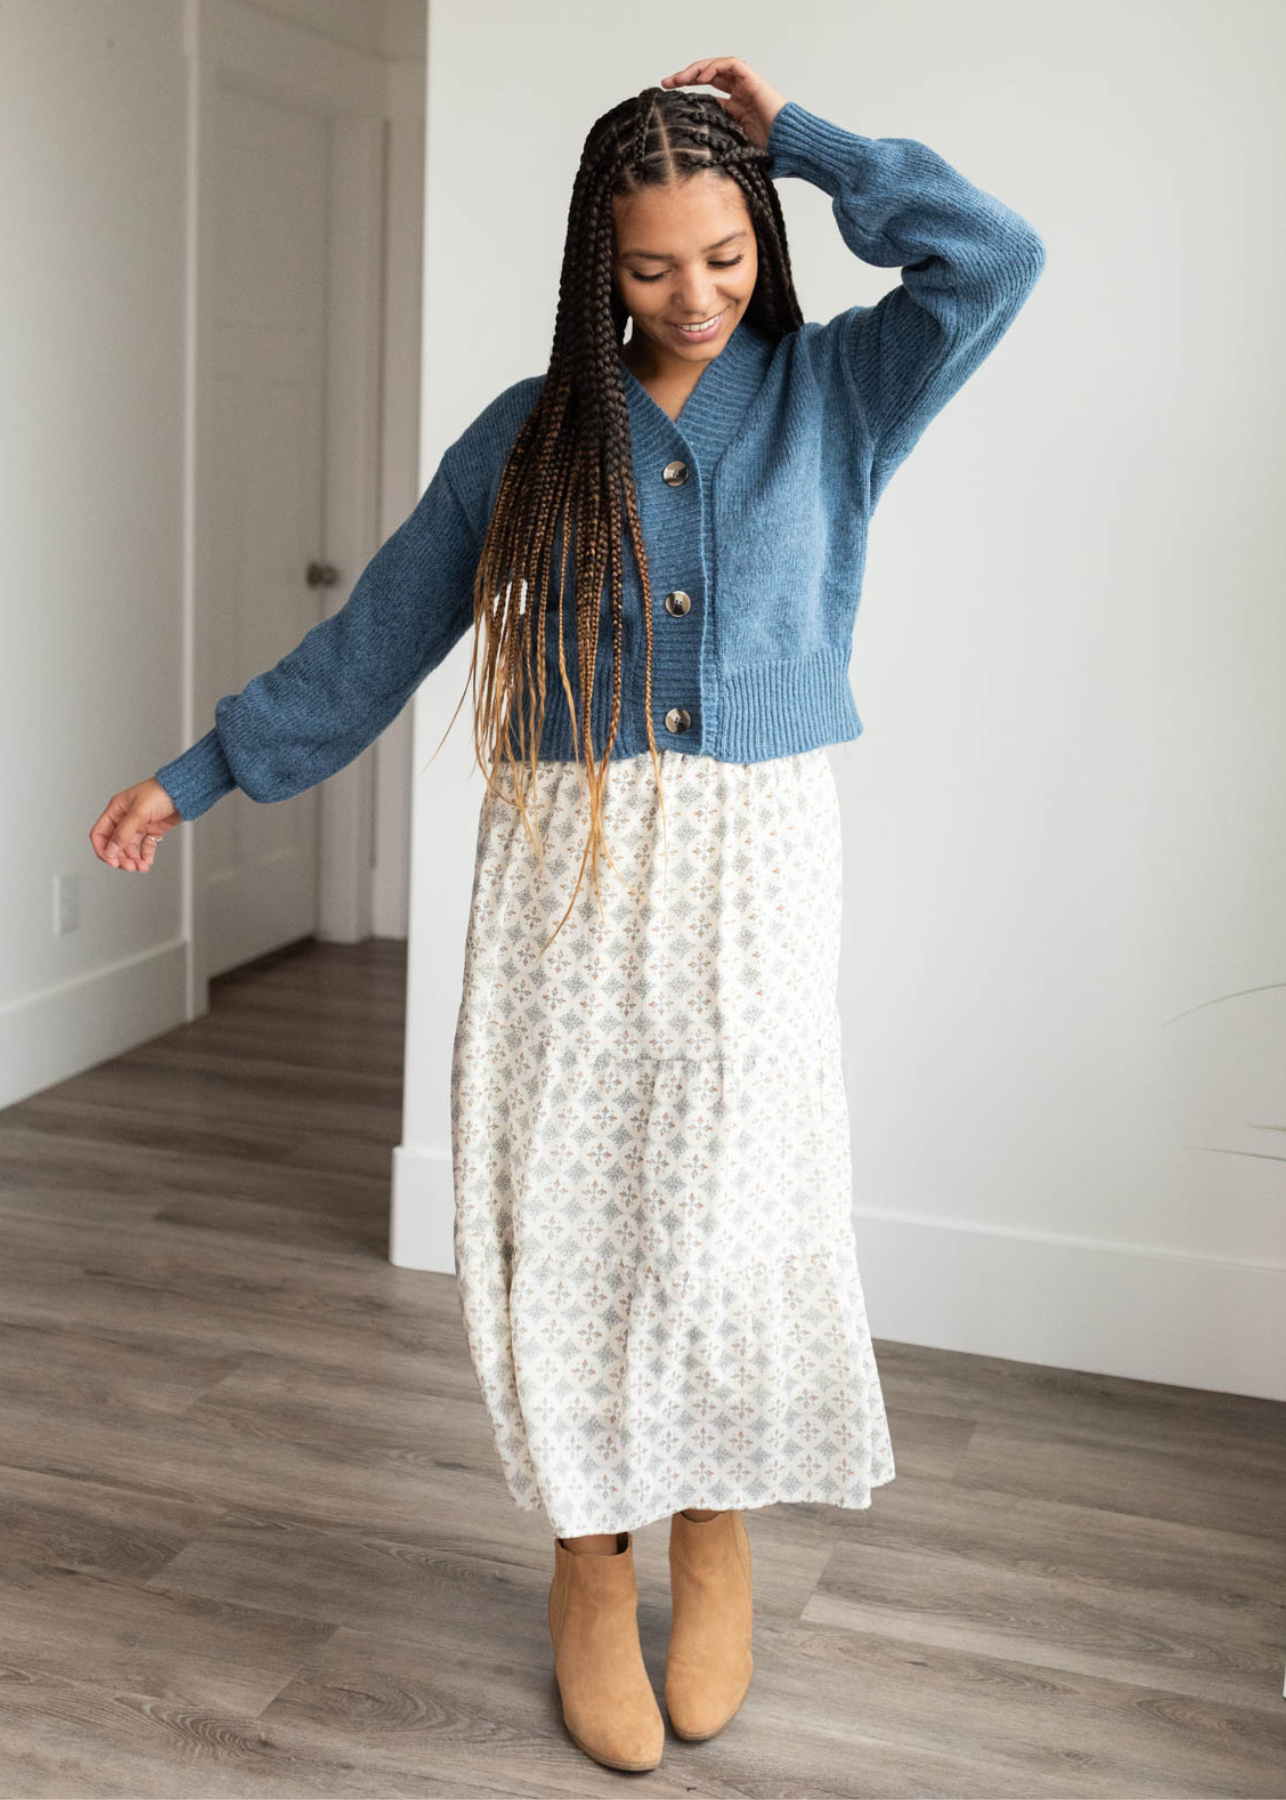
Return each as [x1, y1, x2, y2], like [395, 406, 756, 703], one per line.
[665, 1507, 754, 1740]
[547, 1529, 665, 1771]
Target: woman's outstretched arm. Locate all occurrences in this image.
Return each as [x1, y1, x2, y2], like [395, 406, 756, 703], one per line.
[155, 453, 482, 820]
[90, 451, 484, 871]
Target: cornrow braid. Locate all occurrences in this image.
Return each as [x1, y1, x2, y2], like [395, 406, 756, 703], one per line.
[444, 84, 805, 953]
[631, 86, 655, 175]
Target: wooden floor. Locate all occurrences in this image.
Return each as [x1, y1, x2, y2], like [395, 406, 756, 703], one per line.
[1, 936, 1283, 1799]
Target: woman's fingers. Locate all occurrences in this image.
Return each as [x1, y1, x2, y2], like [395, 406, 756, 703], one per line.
[116, 816, 152, 869]
[660, 57, 777, 141]
[89, 783, 179, 872]
[113, 809, 168, 870]
[662, 56, 752, 94]
[89, 796, 130, 869]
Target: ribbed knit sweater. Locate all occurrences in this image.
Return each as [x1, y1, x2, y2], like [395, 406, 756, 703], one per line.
[155, 100, 1045, 821]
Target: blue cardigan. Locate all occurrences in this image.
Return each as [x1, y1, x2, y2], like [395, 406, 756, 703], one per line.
[156, 100, 1045, 821]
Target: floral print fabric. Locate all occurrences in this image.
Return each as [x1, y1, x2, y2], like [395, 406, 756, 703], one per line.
[450, 746, 896, 1538]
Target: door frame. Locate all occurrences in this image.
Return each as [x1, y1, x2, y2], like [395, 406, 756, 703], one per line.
[179, 0, 420, 1016]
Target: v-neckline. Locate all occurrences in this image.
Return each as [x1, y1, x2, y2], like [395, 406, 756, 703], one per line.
[620, 353, 716, 428]
[618, 318, 777, 474]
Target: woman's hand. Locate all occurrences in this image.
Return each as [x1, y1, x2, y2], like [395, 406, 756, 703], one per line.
[660, 57, 788, 150]
[89, 778, 181, 872]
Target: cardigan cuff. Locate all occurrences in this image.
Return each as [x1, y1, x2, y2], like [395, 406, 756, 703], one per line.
[766, 99, 868, 198]
[155, 725, 238, 822]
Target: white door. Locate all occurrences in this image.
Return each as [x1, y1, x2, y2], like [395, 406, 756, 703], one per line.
[201, 85, 330, 975]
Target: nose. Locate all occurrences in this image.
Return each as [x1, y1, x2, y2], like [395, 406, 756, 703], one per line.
[672, 273, 715, 306]
[675, 289, 722, 317]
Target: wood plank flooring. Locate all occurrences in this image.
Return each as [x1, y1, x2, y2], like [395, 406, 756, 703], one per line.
[1, 936, 1283, 1798]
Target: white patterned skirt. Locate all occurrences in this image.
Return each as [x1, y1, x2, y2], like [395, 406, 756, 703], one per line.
[449, 746, 896, 1539]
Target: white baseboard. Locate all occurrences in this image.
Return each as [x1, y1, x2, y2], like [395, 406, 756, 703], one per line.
[0, 938, 189, 1111]
[389, 1140, 455, 1272]
[849, 1208, 1286, 1402]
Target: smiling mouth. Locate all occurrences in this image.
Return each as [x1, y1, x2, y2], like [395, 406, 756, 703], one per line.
[669, 311, 725, 337]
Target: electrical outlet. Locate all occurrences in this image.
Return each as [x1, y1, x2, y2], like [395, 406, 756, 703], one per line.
[54, 872, 80, 935]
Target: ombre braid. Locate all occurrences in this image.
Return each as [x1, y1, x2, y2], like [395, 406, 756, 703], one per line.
[448, 85, 805, 951]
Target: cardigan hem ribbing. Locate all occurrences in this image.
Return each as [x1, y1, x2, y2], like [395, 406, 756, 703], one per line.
[498, 641, 865, 766]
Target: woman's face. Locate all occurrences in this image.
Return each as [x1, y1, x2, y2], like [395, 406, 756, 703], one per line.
[611, 171, 758, 370]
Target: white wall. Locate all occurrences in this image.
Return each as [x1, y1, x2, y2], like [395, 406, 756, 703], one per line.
[0, 1, 191, 1093]
[239, 0, 425, 57]
[398, 0, 1286, 1399]
[0, 0, 424, 1103]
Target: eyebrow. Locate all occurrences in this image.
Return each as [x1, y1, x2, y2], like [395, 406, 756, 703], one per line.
[620, 230, 749, 262]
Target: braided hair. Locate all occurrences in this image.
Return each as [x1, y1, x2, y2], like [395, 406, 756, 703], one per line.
[449, 84, 805, 949]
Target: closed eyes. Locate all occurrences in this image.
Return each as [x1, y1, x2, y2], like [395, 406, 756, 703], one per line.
[630, 257, 744, 284]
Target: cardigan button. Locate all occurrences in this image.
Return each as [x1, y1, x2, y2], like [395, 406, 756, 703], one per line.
[662, 459, 688, 486]
[664, 706, 692, 733]
[664, 590, 692, 616]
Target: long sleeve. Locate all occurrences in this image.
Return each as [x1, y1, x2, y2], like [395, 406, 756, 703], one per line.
[766, 100, 1046, 500]
[154, 452, 483, 821]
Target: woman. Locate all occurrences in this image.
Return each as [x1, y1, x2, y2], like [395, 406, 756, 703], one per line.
[90, 56, 1045, 1773]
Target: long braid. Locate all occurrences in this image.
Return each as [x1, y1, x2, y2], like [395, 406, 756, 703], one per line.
[436, 85, 805, 953]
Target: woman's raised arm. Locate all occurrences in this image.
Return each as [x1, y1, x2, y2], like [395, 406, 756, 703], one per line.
[766, 99, 1046, 501]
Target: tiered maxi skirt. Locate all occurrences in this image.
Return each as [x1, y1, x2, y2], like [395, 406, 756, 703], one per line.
[449, 745, 896, 1540]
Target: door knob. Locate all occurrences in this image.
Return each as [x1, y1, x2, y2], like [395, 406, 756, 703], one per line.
[306, 560, 340, 588]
